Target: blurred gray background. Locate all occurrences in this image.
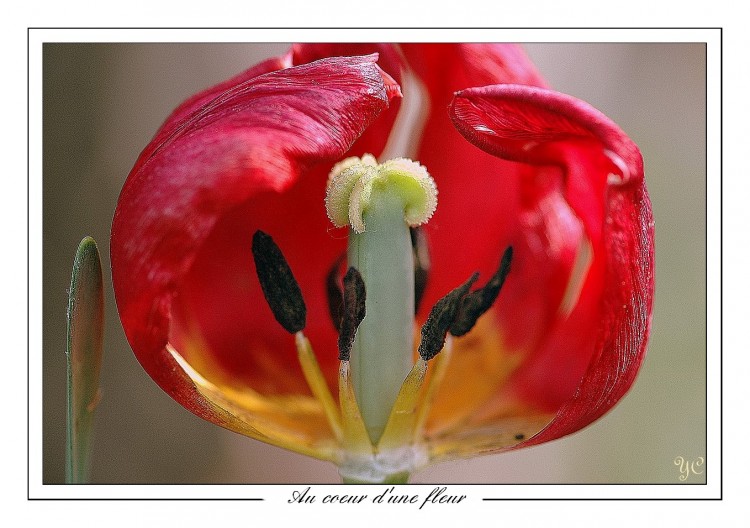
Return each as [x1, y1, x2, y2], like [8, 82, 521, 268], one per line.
[42, 42, 706, 484]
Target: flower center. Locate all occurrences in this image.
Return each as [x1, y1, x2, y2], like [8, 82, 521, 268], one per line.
[249, 155, 512, 482]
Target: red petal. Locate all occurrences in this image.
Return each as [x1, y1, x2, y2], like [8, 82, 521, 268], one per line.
[398, 45, 560, 351]
[111, 55, 400, 425]
[144, 53, 294, 160]
[401, 43, 546, 92]
[449, 85, 655, 442]
[291, 44, 405, 160]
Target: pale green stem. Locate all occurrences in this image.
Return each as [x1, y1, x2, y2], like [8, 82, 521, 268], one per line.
[66, 237, 104, 484]
[348, 190, 415, 444]
[342, 472, 410, 484]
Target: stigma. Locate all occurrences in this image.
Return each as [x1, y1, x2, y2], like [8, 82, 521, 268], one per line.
[325, 154, 437, 234]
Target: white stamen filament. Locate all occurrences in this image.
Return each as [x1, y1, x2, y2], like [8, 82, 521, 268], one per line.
[378, 63, 430, 162]
[559, 236, 593, 317]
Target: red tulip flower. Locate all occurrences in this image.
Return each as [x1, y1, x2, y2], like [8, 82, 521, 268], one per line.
[111, 44, 654, 483]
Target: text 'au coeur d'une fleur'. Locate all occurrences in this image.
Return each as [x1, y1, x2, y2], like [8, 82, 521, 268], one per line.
[287, 485, 467, 509]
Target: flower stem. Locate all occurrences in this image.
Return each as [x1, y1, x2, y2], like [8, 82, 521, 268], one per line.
[66, 237, 104, 484]
[342, 471, 411, 484]
[348, 190, 415, 444]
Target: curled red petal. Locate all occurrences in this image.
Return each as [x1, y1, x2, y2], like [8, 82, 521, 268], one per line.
[291, 44, 405, 160]
[111, 54, 400, 427]
[450, 85, 655, 443]
[142, 53, 294, 165]
[392, 45, 573, 372]
[396, 45, 550, 322]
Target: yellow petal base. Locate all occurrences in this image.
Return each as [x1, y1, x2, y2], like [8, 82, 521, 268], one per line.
[167, 317, 554, 482]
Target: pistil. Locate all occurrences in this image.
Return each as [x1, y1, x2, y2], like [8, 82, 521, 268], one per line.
[326, 155, 437, 444]
[348, 190, 414, 442]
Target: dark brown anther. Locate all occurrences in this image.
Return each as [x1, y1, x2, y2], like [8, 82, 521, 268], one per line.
[338, 267, 367, 361]
[450, 246, 513, 337]
[411, 227, 430, 314]
[418, 272, 479, 361]
[251, 230, 307, 334]
[326, 253, 346, 331]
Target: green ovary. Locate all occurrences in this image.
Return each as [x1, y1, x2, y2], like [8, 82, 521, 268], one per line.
[325, 155, 437, 446]
[348, 189, 416, 443]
